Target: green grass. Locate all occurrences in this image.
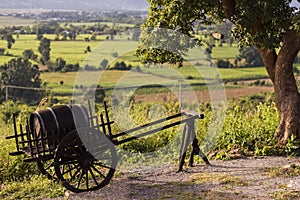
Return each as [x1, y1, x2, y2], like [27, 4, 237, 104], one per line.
[0, 34, 140, 66]
[50, 38, 102, 64]
[82, 40, 139, 67]
[41, 70, 175, 98]
[140, 65, 268, 83]
[0, 35, 40, 63]
[262, 165, 300, 178]
[0, 34, 105, 65]
[0, 176, 64, 200]
[191, 172, 247, 186]
[0, 107, 64, 199]
[211, 44, 240, 59]
[218, 67, 268, 81]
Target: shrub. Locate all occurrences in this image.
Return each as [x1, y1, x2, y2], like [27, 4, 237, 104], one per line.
[110, 61, 132, 70]
[199, 97, 280, 157]
[216, 59, 230, 68]
[0, 48, 5, 55]
[111, 51, 118, 58]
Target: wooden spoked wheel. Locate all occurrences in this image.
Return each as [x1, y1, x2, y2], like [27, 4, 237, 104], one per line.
[54, 127, 117, 193]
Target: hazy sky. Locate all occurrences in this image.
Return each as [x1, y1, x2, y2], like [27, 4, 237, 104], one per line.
[0, 0, 299, 10]
[291, 0, 300, 7]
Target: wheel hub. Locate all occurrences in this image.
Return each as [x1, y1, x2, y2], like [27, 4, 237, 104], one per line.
[79, 153, 94, 170]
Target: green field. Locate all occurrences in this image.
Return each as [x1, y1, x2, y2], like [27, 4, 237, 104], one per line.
[134, 65, 269, 83]
[0, 16, 37, 27]
[211, 44, 240, 59]
[0, 35, 40, 63]
[62, 21, 136, 28]
[0, 33, 271, 96]
[1, 33, 299, 100]
[41, 70, 175, 91]
[0, 34, 139, 66]
[0, 33, 241, 66]
[39, 66, 270, 102]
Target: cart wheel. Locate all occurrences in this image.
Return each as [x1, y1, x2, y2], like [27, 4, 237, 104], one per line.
[37, 159, 57, 180]
[54, 127, 117, 193]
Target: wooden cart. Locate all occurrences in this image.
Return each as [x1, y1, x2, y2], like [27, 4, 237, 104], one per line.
[6, 102, 209, 193]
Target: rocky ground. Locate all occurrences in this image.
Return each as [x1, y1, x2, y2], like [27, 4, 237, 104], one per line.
[53, 156, 300, 200]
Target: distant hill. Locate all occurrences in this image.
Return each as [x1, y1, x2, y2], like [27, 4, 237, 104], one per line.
[0, 0, 149, 11]
[1, 0, 298, 11]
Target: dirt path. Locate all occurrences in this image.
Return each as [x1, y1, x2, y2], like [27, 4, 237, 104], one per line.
[61, 156, 300, 200]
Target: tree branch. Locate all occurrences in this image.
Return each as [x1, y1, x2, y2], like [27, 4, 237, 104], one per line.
[258, 48, 277, 84]
[222, 0, 236, 19]
[279, 30, 300, 63]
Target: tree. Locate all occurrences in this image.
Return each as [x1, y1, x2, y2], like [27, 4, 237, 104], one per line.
[138, 0, 300, 146]
[106, 29, 116, 40]
[0, 58, 43, 104]
[62, 63, 80, 72]
[4, 34, 15, 49]
[216, 59, 231, 68]
[53, 57, 66, 72]
[68, 24, 77, 41]
[111, 51, 118, 58]
[91, 33, 97, 41]
[22, 49, 38, 61]
[38, 37, 51, 65]
[61, 31, 68, 41]
[235, 46, 264, 67]
[132, 28, 141, 41]
[100, 58, 109, 69]
[86, 46, 91, 52]
[0, 48, 5, 55]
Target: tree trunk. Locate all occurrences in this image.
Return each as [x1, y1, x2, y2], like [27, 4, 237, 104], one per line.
[221, 1, 300, 146]
[260, 31, 300, 146]
[273, 61, 300, 146]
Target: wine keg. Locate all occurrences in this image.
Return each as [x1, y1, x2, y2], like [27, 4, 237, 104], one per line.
[30, 104, 89, 149]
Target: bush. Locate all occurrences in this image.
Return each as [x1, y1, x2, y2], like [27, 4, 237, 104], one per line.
[111, 51, 118, 58]
[198, 97, 280, 157]
[110, 61, 132, 70]
[62, 63, 80, 72]
[235, 46, 263, 67]
[114, 93, 280, 160]
[84, 64, 98, 71]
[216, 59, 231, 68]
[0, 48, 5, 55]
[22, 49, 37, 61]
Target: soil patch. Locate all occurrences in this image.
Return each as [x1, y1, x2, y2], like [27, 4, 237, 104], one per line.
[58, 156, 300, 200]
[135, 86, 273, 103]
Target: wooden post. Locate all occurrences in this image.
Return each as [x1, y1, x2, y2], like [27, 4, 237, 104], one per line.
[178, 120, 192, 172]
[179, 118, 210, 172]
[5, 86, 8, 104]
[178, 79, 183, 109]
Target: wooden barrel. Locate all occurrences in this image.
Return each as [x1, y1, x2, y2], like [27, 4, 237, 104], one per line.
[30, 104, 89, 149]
